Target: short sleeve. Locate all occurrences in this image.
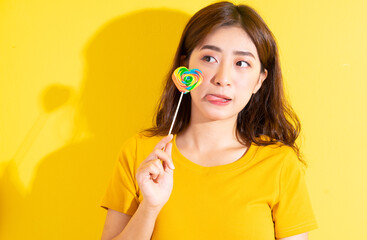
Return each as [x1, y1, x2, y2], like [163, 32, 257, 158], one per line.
[272, 151, 319, 238]
[100, 136, 139, 216]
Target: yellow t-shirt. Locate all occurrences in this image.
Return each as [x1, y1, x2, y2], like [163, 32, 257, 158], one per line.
[101, 134, 318, 239]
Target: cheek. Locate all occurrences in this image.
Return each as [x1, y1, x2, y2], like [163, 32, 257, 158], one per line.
[191, 82, 206, 97]
[234, 80, 252, 91]
[235, 74, 260, 90]
[200, 68, 216, 84]
[189, 89, 202, 105]
[233, 81, 256, 103]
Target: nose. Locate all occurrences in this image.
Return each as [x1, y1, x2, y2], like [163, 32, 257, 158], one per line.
[213, 63, 231, 87]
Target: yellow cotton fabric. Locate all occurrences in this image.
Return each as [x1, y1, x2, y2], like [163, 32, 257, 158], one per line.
[101, 134, 318, 239]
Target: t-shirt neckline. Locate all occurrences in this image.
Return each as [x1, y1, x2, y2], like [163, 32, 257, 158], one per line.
[172, 134, 259, 173]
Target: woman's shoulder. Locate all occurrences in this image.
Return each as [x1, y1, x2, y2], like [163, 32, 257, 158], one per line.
[116, 133, 166, 164]
[120, 132, 165, 152]
[253, 135, 301, 165]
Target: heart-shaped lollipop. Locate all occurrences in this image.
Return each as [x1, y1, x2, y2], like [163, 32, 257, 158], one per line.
[172, 67, 203, 94]
[167, 66, 203, 135]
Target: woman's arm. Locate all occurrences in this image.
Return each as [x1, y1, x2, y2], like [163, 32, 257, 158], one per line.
[101, 201, 161, 240]
[277, 232, 308, 240]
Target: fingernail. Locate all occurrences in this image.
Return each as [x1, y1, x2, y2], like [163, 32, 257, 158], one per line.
[171, 163, 175, 169]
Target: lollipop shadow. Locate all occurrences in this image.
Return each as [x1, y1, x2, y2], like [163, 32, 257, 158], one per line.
[0, 9, 190, 239]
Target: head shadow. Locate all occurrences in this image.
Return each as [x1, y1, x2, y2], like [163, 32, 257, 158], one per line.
[0, 8, 190, 239]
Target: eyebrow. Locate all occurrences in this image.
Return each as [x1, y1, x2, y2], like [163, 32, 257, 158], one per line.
[200, 44, 256, 59]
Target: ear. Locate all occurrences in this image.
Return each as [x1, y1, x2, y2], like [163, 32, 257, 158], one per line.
[252, 69, 268, 94]
[180, 55, 188, 67]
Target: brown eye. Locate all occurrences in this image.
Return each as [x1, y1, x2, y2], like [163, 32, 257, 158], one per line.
[202, 56, 216, 63]
[236, 61, 250, 67]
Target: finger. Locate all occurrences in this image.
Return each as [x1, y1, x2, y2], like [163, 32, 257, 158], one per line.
[152, 160, 165, 182]
[161, 159, 174, 172]
[163, 160, 174, 174]
[164, 166, 174, 175]
[154, 134, 173, 151]
[140, 159, 161, 177]
[162, 159, 168, 171]
[147, 163, 160, 180]
[152, 159, 165, 175]
[165, 142, 175, 169]
[165, 142, 173, 157]
[152, 149, 175, 170]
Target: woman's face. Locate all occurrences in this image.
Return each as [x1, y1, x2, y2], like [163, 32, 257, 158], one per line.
[184, 26, 268, 123]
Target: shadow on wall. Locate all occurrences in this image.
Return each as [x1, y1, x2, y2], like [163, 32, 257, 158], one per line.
[0, 9, 190, 239]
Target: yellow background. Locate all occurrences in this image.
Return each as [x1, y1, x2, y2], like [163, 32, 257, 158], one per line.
[1, 0, 366, 239]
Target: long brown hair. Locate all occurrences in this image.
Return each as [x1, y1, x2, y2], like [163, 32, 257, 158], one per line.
[144, 1, 306, 166]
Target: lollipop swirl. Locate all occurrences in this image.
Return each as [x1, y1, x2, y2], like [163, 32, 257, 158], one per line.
[172, 67, 203, 94]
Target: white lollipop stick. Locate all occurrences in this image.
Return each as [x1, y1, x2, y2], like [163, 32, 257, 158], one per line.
[168, 92, 184, 136]
[162, 92, 183, 152]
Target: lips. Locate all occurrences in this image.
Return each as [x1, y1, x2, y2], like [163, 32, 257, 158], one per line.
[205, 94, 232, 104]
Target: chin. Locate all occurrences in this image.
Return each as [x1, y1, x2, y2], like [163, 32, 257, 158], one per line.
[201, 110, 237, 122]
[191, 103, 238, 122]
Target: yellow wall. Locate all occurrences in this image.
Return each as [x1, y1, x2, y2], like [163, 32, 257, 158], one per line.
[1, 0, 366, 239]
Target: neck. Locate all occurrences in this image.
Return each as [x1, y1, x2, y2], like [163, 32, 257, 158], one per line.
[177, 115, 243, 153]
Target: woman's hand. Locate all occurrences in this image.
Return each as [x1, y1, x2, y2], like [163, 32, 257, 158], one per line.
[136, 135, 175, 211]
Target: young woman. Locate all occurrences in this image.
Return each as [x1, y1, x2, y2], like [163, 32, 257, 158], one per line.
[101, 2, 318, 240]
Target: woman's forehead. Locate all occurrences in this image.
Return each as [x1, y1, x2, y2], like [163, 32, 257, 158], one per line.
[194, 26, 258, 56]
